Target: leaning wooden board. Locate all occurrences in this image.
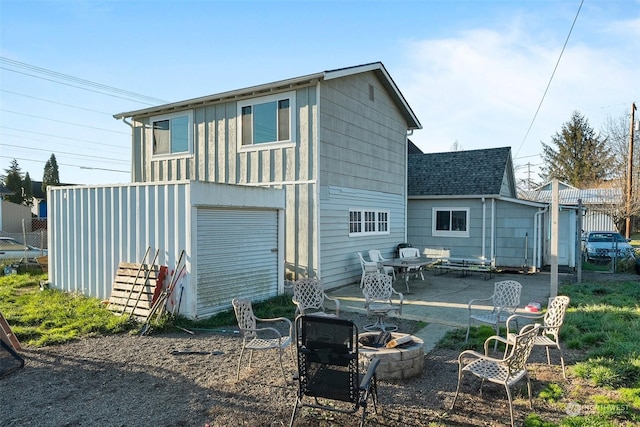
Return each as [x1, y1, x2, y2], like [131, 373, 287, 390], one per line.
[107, 262, 167, 321]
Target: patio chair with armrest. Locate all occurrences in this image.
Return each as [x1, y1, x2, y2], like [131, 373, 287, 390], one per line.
[291, 277, 340, 317]
[362, 272, 403, 332]
[232, 298, 294, 382]
[450, 323, 540, 427]
[399, 247, 425, 281]
[358, 252, 381, 288]
[368, 249, 396, 281]
[289, 315, 380, 427]
[505, 295, 570, 379]
[465, 280, 522, 348]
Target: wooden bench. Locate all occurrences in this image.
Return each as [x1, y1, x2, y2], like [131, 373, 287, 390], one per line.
[432, 257, 496, 280]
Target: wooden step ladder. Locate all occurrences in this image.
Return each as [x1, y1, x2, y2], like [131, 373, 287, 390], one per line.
[0, 310, 22, 351]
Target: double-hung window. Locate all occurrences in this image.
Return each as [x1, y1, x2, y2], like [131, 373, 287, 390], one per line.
[238, 91, 295, 148]
[432, 207, 469, 237]
[349, 209, 390, 236]
[151, 112, 192, 156]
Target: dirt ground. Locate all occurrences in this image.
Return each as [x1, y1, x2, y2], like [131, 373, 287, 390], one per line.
[0, 309, 604, 427]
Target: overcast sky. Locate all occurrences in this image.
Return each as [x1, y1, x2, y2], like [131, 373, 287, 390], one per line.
[1, 0, 638, 186]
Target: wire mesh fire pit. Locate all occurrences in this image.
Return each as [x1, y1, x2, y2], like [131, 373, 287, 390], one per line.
[358, 331, 424, 380]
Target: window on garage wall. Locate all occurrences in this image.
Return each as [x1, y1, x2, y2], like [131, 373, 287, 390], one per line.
[432, 207, 469, 237]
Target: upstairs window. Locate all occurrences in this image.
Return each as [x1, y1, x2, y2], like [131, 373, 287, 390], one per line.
[432, 207, 469, 237]
[349, 209, 390, 236]
[238, 92, 295, 148]
[151, 112, 191, 156]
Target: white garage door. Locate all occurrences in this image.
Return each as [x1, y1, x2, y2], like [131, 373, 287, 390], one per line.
[196, 208, 279, 318]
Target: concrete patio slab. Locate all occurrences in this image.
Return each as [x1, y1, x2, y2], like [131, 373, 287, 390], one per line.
[328, 269, 576, 353]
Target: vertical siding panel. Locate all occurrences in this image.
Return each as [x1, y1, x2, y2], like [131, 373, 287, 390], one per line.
[215, 104, 227, 183]
[226, 102, 236, 183]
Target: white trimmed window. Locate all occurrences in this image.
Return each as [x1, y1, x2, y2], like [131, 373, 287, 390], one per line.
[432, 207, 469, 237]
[349, 209, 390, 236]
[238, 91, 296, 149]
[151, 112, 192, 156]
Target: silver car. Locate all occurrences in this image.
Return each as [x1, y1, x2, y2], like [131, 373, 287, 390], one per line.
[0, 237, 47, 261]
[582, 231, 635, 262]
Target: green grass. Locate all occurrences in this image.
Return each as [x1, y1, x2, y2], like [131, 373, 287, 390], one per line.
[0, 273, 135, 346]
[0, 273, 298, 346]
[443, 280, 640, 426]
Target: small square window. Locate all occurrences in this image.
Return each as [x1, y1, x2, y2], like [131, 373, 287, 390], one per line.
[151, 113, 191, 156]
[432, 208, 469, 237]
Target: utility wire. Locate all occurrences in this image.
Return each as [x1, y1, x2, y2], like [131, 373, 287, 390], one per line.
[515, 0, 584, 158]
[0, 89, 114, 115]
[1, 109, 129, 134]
[0, 57, 168, 105]
[1, 125, 128, 149]
[1, 67, 163, 106]
[0, 155, 129, 173]
[0, 143, 128, 164]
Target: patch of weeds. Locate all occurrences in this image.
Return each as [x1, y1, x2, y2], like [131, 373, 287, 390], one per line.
[524, 413, 557, 427]
[539, 383, 564, 403]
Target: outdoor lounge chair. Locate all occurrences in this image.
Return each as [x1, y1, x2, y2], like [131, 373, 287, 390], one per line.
[506, 295, 571, 379]
[289, 315, 380, 427]
[450, 323, 540, 427]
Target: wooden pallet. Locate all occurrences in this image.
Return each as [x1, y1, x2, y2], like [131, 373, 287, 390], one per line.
[107, 262, 167, 321]
[0, 310, 21, 351]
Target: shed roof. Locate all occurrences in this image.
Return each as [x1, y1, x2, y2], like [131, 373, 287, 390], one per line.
[518, 187, 622, 205]
[408, 146, 514, 197]
[114, 62, 421, 130]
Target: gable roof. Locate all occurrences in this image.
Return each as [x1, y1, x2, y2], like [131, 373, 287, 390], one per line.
[408, 147, 515, 197]
[407, 139, 423, 154]
[114, 62, 421, 130]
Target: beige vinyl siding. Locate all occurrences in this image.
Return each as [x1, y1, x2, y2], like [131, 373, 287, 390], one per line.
[319, 72, 407, 194]
[319, 185, 406, 288]
[130, 84, 321, 284]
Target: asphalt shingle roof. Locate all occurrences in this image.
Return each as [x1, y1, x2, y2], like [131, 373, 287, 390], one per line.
[408, 147, 512, 197]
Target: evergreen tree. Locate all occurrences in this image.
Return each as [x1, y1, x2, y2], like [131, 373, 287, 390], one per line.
[42, 153, 60, 196]
[2, 159, 25, 204]
[540, 111, 613, 187]
[23, 172, 34, 207]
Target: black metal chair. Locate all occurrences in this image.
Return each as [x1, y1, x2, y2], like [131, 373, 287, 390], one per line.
[289, 315, 380, 427]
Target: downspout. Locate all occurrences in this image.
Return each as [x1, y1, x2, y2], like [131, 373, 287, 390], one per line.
[491, 199, 496, 262]
[404, 131, 411, 244]
[481, 197, 486, 259]
[533, 207, 547, 272]
[120, 118, 134, 182]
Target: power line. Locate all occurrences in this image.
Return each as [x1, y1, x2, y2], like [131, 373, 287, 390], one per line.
[0, 125, 128, 149]
[1, 131, 128, 160]
[0, 155, 129, 174]
[0, 143, 129, 165]
[0, 89, 114, 115]
[515, 0, 584, 158]
[0, 57, 168, 105]
[1, 109, 129, 134]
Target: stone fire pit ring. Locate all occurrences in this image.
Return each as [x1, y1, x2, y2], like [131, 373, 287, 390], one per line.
[358, 332, 424, 380]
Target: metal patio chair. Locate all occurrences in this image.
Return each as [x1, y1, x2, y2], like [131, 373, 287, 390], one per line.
[465, 280, 522, 347]
[362, 272, 403, 332]
[399, 247, 425, 281]
[231, 298, 294, 382]
[506, 295, 571, 379]
[291, 277, 340, 317]
[358, 252, 381, 288]
[450, 323, 540, 427]
[290, 315, 380, 427]
[368, 249, 396, 281]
